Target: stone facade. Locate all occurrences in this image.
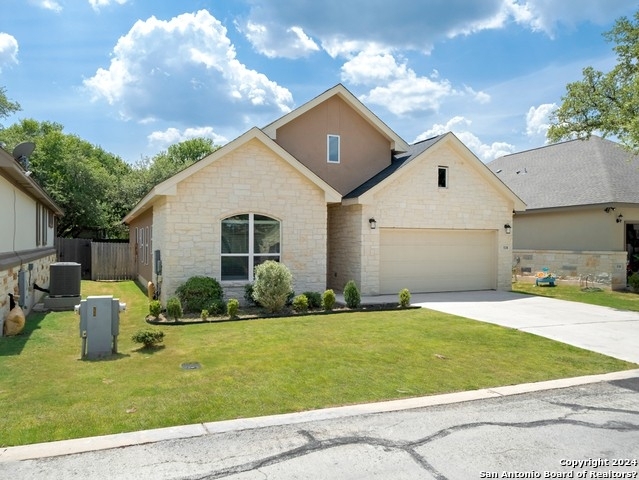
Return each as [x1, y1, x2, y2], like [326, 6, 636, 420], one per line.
[514, 249, 628, 289]
[155, 138, 329, 304]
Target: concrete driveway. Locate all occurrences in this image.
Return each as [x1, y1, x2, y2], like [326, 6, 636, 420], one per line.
[407, 290, 639, 364]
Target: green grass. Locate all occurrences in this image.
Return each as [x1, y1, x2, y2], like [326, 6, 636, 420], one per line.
[0, 281, 636, 447]
[512, 281, 639, 311]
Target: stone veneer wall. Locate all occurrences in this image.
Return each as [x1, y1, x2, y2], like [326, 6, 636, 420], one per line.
[514, 249, 628, 289]
[157, 138, 329, 305]
[327, 204, 363, 292]
[1, 251, 55, 335]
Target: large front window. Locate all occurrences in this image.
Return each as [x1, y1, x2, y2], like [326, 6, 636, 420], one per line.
[221, 214, 280, 281]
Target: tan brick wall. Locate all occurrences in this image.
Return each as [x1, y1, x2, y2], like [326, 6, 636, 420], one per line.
[514, 249, 628, 290]
[157, 138, 328, 303]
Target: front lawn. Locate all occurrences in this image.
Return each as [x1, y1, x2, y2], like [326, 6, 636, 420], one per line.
[0, 280, 636, 447]
[512, 281, 639, 311]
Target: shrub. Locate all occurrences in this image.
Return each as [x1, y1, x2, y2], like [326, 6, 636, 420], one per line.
[322, 289, 336, 311]
[292, 294, 309, 312]
[227, 298, 240, 318]
[244, 283, 258, 306]
[629, 272, 639, 292]
[398, 288, 411, 308]
[149, 300, 162, 317]
[175, 276, 224, 313]
[131, 328, 164, 348]
[207, 300, 226, 316]
[343, 280, 361, 309]
[303, 291, 322, 309]
[200, 309, 209, 321]
[252, 261, 293, 313]
[166, 297, 183, 322]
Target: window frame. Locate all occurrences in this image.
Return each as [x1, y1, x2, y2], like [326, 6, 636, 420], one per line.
[327, 134, 340, 164]
[221, 213, 281, 282]
[438, 166, 448, 188]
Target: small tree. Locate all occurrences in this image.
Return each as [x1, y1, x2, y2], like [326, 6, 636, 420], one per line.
[166, 297, 183, 322]
[343, 280, 360, 309]
[252, 261, 293, 313]
[398, 288, 411, 308]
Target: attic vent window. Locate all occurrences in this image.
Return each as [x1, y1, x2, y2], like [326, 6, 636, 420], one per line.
[438, 166, 448, 188]
[327, 134, 340, 163]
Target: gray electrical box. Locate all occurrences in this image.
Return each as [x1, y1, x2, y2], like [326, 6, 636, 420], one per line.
[76, 296, 126, 360]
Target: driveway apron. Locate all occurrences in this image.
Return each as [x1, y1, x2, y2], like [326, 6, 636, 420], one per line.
[411, 290, 639, 364]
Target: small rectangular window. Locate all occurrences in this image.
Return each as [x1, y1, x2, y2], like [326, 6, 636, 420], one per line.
[327, 134, 340, 163]
[438, 166, 448, 188]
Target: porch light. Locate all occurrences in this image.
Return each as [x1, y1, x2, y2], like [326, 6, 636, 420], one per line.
[369, 218, 377, 230]
[504, 223, 512, 234]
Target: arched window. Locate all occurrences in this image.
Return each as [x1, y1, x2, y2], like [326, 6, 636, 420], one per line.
[221, 214, 281, 281]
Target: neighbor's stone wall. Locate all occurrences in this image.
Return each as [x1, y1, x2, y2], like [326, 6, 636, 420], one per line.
[158, 138, 328, 304]
[514, 249, 628, 290]
[1, 251, 55, 335]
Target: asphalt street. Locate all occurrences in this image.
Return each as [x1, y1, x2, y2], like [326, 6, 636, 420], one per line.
[2, 371, 638, 480]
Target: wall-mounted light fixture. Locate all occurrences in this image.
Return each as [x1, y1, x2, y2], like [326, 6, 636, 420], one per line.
[604, 206, 616, 213]
[616, 214, 624, 223]
[504, 223, 512, 234]
[369, 218, 377, 230]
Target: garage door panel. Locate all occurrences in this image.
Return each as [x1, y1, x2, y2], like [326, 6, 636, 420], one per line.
[380, 229, 496, 293]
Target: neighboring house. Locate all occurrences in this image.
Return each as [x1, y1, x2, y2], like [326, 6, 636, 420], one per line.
[0, 145, 63, 333]
[124, 84, 525, 303]
[487, 135, 639, 289]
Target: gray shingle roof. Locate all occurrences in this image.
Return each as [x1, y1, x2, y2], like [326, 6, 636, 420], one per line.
[344, 135, 443, 199]
[487, 136, 639, 210]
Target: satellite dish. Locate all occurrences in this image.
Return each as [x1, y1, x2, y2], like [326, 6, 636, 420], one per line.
[12, 142, 35, 170]
[12, 142, 35, 161]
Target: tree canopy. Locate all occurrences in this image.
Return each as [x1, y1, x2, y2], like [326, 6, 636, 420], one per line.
[0, 115, 220, 239]
[548, 10, 639, 151]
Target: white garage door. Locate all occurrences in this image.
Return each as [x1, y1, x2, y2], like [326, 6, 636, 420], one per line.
[380, 229, 497, 293]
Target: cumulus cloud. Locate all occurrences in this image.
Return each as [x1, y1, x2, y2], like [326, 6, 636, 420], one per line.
[526, 103, 556, 137]
[147, 126, 228, 150]
[0, 33, 19, 71]
[89, 0, 129, 11]
[414, 116, 515, 162]
[83, 10, 293, 127]
[29, 0, 62, 12]
[239, 21, 319, 59]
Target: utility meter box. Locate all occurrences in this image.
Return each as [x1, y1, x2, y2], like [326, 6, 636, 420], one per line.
[76, 296, 126, 359]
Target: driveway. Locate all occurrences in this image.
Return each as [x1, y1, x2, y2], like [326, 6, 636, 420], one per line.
[409, 290, 639, 364]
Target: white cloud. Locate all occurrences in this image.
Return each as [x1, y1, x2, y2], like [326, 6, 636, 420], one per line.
[414, 116, 515, 162]
[88, 0, 129, 11]
[0, 33, 19, 71]
[147, 126, 228, 150]
[240, 21, 319, 59]
[83, 10, 293, 127]
[526, 103, 556, 137]
[30, 0, 62, 12]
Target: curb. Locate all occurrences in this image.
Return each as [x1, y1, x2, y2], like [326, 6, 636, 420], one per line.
[2, 369, 638, 462]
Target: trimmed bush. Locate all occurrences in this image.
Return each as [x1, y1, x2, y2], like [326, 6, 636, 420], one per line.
[131, 328, 164, 348]
[343, 280, 361, 309]
[149, 300, 162, 317]
[207, 299, 226, 316]
[303, 291, 322, 309]
[200, 309, 209, 321]
[175, 276, 224, 313]
[292, 294, 309, 312]
[227, 298, 240, 319]
[252, 261, 293, 313]
[629, 272, 639, 292]
[399, 288, 411, 308]
[166, 297, 183, 322]
[244, 283, 258, 306]
[322, 289, 336, 311]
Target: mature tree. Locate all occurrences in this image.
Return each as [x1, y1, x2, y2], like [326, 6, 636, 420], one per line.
[548, 11, 639, 151]
[0, 119, 133, 238]
[0, 86, 21, 126]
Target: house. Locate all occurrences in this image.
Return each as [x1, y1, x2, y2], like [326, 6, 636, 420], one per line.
[124, 84, 525, 303]
[487, 135, 639, 289]
[1, 144, 63, 333]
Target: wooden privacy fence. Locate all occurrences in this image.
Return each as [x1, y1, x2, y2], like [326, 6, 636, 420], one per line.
[57, 238, 134, 281]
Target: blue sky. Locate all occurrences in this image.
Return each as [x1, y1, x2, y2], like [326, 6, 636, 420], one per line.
[0, 0, 635, 164]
